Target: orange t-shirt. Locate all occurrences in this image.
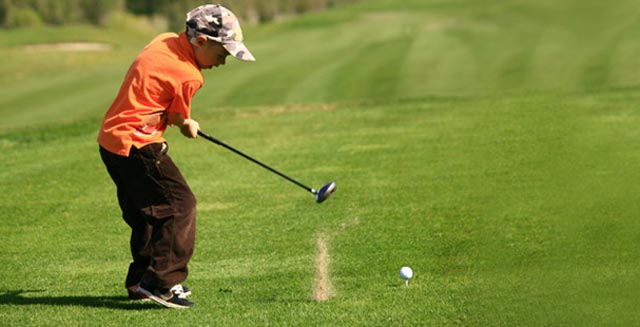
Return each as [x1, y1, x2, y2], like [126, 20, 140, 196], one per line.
[98, 32, 203, 156]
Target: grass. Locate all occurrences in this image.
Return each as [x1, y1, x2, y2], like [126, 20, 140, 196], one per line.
[1, 0, 640, 326]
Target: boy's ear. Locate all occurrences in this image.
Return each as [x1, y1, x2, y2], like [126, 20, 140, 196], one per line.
[195, 35, 208, 47]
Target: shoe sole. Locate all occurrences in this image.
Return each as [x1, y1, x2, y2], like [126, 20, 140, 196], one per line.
[130, 288, 189, 300]
[136, 287, 192, 309]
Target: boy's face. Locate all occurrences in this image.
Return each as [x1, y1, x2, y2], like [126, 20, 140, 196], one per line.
[193, 37, 230, 69]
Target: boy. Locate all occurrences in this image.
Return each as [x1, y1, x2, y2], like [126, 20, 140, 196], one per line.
[98, 4, 254, 309]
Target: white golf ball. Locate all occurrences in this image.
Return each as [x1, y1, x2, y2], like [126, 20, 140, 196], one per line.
[400, 266, 413, 280]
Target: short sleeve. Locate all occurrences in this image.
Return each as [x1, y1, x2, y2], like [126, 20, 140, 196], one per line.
[169, 80, 202, 119]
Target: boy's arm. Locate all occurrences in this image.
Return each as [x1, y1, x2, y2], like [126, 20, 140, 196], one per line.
[167, 80, 202, 138]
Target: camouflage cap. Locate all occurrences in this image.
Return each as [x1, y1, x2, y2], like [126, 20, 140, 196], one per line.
[186, 4, 255, 62]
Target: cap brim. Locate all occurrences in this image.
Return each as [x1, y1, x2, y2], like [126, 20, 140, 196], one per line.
[222, 42, 255, 62]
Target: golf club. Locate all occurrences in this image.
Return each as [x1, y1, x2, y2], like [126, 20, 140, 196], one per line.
[197, 130, 336, 203]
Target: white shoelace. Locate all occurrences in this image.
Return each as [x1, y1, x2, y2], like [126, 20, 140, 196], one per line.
[170, 284, 188, 299]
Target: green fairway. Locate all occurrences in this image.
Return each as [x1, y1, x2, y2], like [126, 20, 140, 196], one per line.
[1, 0, 640, 326]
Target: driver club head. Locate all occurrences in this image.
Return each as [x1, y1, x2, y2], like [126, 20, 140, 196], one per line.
[315, 181, 336, 203]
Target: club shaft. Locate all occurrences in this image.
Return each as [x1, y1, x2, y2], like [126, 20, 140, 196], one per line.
[198, 130, 315, 194]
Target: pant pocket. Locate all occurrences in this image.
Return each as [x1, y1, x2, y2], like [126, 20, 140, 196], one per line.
[141, 203, 175, 220]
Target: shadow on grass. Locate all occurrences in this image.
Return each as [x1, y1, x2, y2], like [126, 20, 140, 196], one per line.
[0, 289, 160, 310]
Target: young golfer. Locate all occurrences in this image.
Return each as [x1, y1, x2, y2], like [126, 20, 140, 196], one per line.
[98, 4, 254, 309]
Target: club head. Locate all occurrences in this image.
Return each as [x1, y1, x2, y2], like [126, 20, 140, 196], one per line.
[315, 181, 336, 203]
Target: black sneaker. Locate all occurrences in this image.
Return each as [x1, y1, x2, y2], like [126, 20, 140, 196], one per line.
[128, 284, 191, 300]
[137, 285, 195, 309]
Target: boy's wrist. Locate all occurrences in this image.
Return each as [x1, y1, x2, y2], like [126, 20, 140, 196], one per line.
[180, 118, 200, 138]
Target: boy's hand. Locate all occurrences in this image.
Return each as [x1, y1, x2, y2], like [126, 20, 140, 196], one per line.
[180, 119, 200, 138]
[168, 112, 199, 138]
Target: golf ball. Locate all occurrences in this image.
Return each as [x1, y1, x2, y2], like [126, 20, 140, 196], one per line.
[400, 266, 413, 280]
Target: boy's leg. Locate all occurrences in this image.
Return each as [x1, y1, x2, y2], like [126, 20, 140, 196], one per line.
[100, 144, 196, 292]
[119, 190, 153, 294]
[136, 143, 197, 289]
[125, 143, 196, 289]
[100, 147, 153, 296]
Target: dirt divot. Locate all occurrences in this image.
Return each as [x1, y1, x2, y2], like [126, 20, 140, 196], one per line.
[312, 217, 360, 302]
[312, 234, 333, 301]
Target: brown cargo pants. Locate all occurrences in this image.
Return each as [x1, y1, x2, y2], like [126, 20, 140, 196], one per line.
[99, 142, 196, 290]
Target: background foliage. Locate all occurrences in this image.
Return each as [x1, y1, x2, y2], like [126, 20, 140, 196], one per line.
[0, 0, 360, 29]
